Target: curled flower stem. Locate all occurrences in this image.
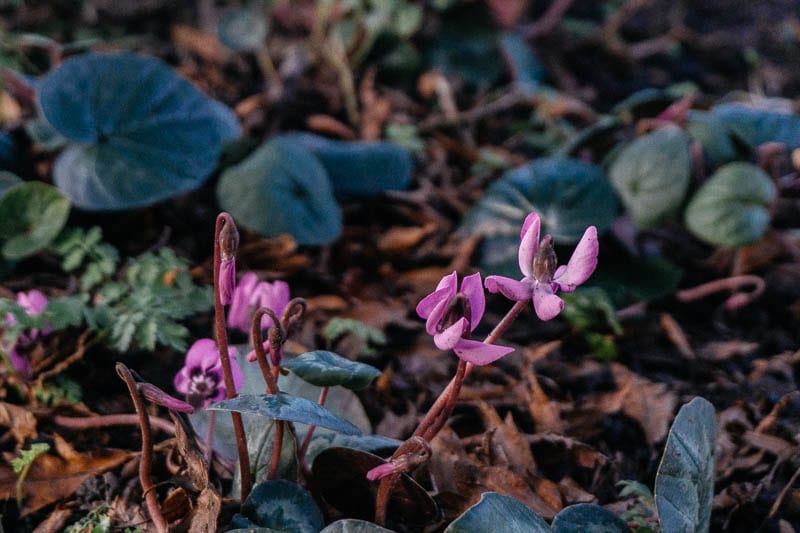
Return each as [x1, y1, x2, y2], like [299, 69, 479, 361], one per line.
[252, 308, 280, 395]
[374, 437, 432, 526]
[213, 212, 251, 502]
[676, 275, 766, 310]
[116, 363, 168, 533]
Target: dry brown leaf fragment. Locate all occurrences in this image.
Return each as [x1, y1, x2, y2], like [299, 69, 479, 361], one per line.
[378, 225, 437, 256]
[477, 402, 537, 475]
[524, 368, 566, 435]
[0, 402, 37, 446]
[0, 433, 132, 515]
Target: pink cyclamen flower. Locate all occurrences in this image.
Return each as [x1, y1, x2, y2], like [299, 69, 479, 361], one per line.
[416, 271, 514, 366]
[227, 272, 290, 333]
[485, 212, 599, 321]
[366, 462, 397, 481]
[3, 290, 50, 377]
[174, 339, 243, 409]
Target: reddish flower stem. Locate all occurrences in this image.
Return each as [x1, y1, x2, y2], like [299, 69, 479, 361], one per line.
[676, 275, 765, 310]
[213, 213, 251, 502]
[116, 363, 168, 533]
[299, 386, 329, 459]
[268, 420, 285, 480]
[53, 414, 176, 434]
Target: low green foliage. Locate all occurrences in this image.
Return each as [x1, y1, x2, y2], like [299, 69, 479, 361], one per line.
[12, 442, 50, 505]
[323, 317, 387, 358]
[52, 226, 119, 291]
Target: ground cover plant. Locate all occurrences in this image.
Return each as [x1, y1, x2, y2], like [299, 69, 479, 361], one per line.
[0, 0, 800, 531]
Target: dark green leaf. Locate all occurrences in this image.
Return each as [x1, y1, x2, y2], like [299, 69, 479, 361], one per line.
[0, 181, 70, 260]
[208, 392, 362, 435]
[551, 504, 631, 533]
[230, 480, 324, 532]
[609, 128, 691, 227]
[278, 133, 413, 198]
[684, 162, 775, 247]
[686, 111, 741, 164]
[655, 397, 716, 533]
[590, 255, 682, 308]
[282, 350, 381, 390]
[462, 156, 617, 275]
[39, 51, 239, 210]
[444, 492, 550, 533]
[321, 519, 397, 533]
[712, 103, 800, 150]
[216, 137, 342, 245]
[0, 171, 21, 196]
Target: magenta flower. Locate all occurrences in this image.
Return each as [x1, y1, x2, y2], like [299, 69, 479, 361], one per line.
[227, 272, 290, 333]
[416, 271, 514, 366]
[219, 258, 236, 306]
[366, 462, 397, 481]
[174, 339, 243, 408]
[485, 212, 599, 321]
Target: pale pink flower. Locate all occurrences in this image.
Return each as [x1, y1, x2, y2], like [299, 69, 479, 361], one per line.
[485, 212, 599, 321]
[174, 339, 242, 408]
[227, 272, 290, 333]
[416, 271, 514, 366]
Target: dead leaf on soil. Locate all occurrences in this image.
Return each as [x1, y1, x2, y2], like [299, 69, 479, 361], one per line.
[0, 402, 37, 446]
[0, 433, 132, 515]
[477, 402, 536, 474]
[587, 363, 678, 446]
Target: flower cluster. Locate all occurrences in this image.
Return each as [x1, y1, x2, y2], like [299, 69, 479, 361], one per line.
[417, 212, 598, 365]
[173, 339, 242, 408]
[2, 290, 50, 378]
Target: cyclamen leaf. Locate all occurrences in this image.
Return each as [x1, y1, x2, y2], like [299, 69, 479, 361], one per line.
[282, 351, 381, 390]
[684, 162, 775, 247]
[277, 132, 413, 198]
[216, 137, 342, 245]
[712, 103, 800, 150]
[655, 397, 716, 533]
[609, 127, 691, 228]
[230, 480, 324, 532]
[0, 181, 70, 260]
[39, 51, 239, 210]
[321, 519, 397, 532]
[444, 492, 550, 533]
[551, 504, 631, 532]
[208, 393, 362, 435]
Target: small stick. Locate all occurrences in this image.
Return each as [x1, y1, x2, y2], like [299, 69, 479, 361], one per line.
[676, 275, 766, 310]
[53, 414, 176, 434]
[116, 363, 168, 533]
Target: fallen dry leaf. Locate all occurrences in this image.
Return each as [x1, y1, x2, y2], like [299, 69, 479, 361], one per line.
[477, 402, 537, 475]
[0, 402, 37, 446]
[0, 434, 132, 515]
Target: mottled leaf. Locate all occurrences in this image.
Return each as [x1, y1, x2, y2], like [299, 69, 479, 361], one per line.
[321, 519, 397, 533]
[444, 492, 550, 533]
[609, 128, 691, 227]
[39, 51, 239, 210]
[216, 137, 342, 245]
[0, 181, 70, 260]
[282, 350, 381, 390]
[684, 162, 775, 247]
[551, 504, 631, 533]
[208, 392, 361, 435]
[230, 480, 324, 532]
[655, 397, 716, 533]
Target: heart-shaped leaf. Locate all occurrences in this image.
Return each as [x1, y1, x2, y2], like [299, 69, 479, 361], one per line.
[282, 350, 381, 390]
[551, 504, 631, 532]
[712, 103, 800, 150]
[655, 397, 716, 533]
[609, 127, 691, 227]
[208, 392, 362, 435]
[0, 181, 70, 260]
[684, 162, 775, 247]
[686, 111, 741, 164]
[321, 519, 397, 533]
[216, 137, 342, 245]
[461, 156, 617, 275]
[277, 133, 413, 198]
[230, 480, 324, 532]
[444, 492, 550, 533]
[39, 52, 239, 210]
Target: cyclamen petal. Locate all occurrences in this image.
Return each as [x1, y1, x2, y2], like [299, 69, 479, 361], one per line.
[433, 317, 469, 351]
[453, 338, 515, 366]
[553, 226, 599, 292]
[485, 276, 532, 301]
[460, 272, 486, 331]
[366, 462, 396, 481]
[518, 212, 541, 278]
[416, 272, 458, 319]
[532, 282, 564, 321]
[219, 258, 236, 305]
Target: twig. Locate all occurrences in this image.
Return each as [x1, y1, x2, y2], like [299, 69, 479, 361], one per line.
[116, 363, 168, 533]
[525, 0, 578, 38]
[766, 461, 800, 520]
[53, 414, 176, 434]
[676, 275, 766, 310]
[417, 90, 533, 132]
[213, 213, 252, 501]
